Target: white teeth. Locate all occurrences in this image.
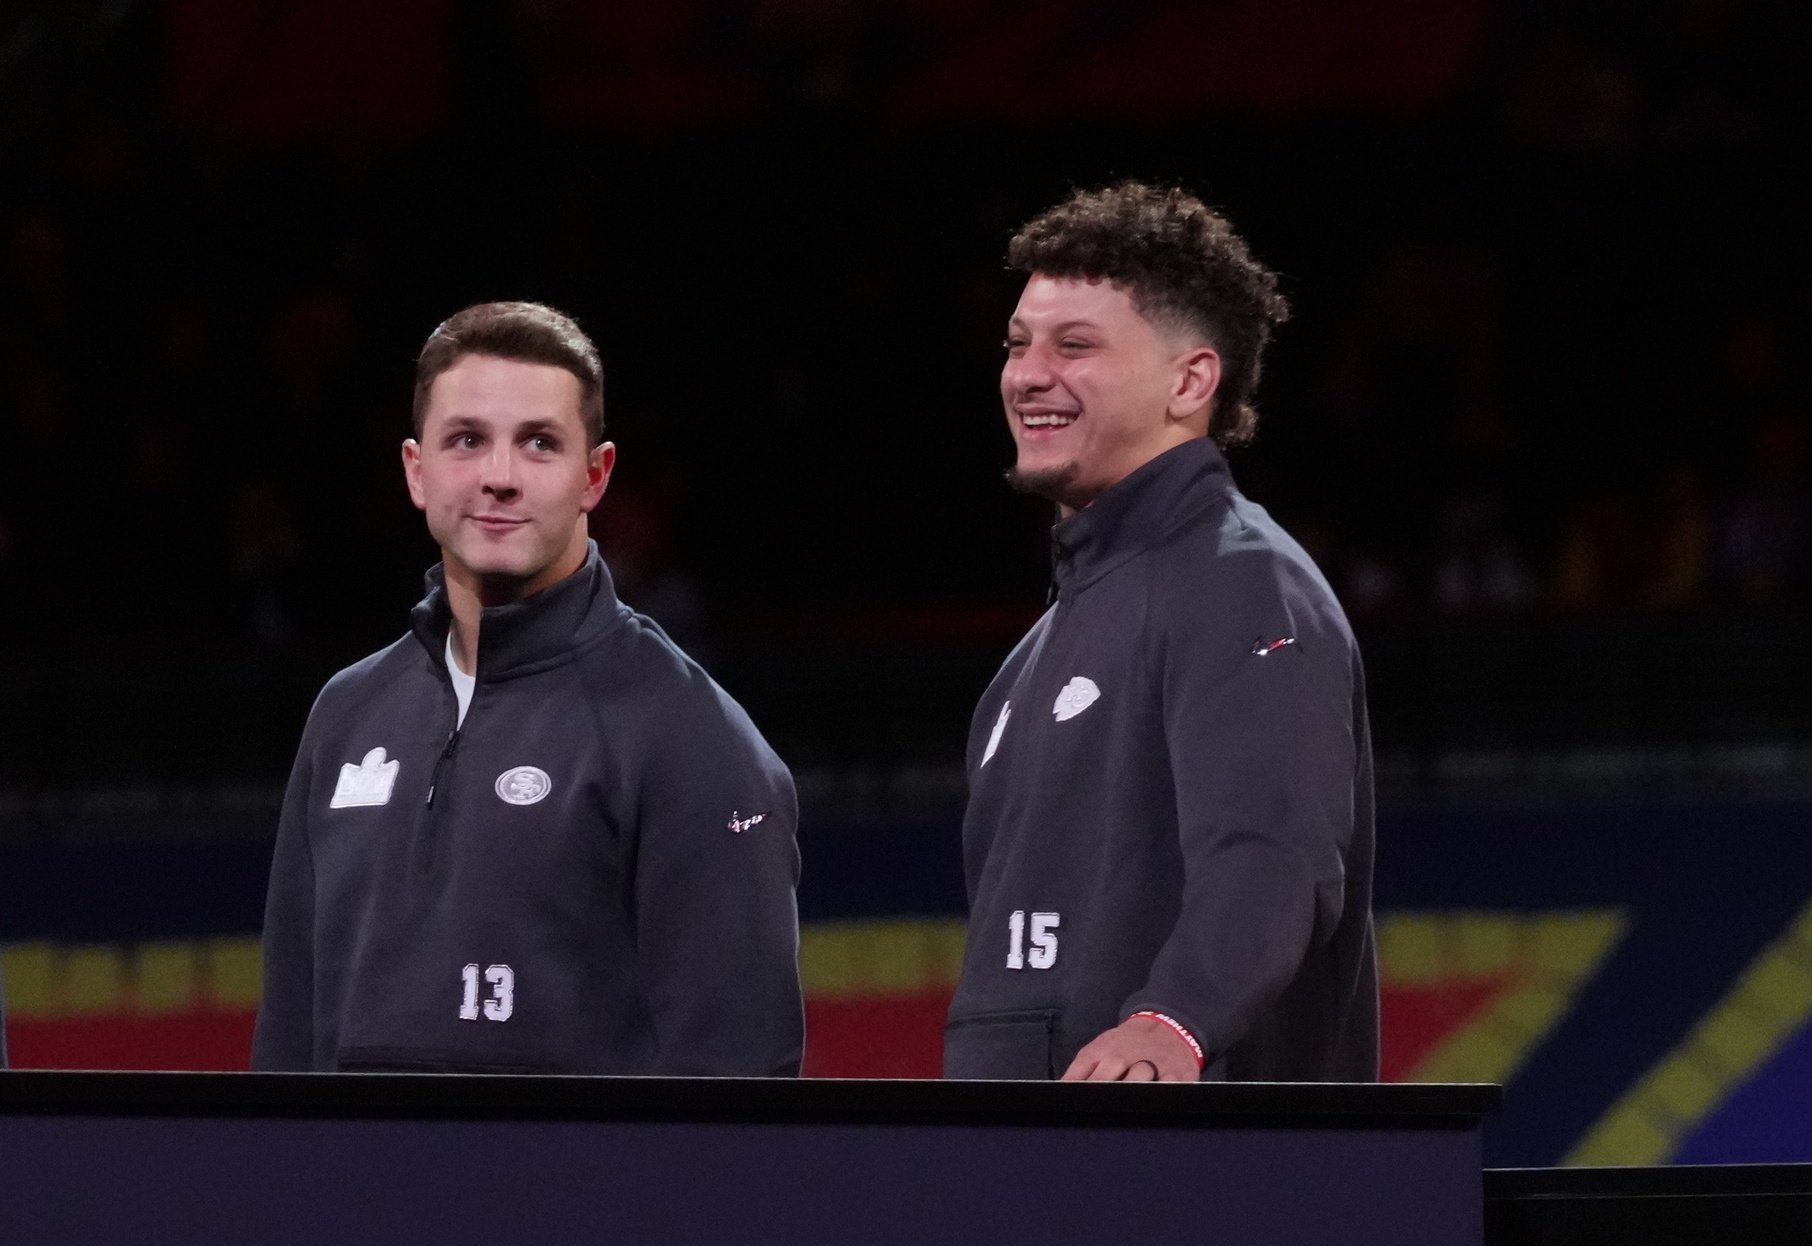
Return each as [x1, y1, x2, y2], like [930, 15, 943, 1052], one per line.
[1021, 413, 1076, 427]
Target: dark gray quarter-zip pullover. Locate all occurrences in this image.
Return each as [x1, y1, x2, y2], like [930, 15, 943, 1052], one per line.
[253, 543, 803, 1075]
[944, 439, 1378, 1080]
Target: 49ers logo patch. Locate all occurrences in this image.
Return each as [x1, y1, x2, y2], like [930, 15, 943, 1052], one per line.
[494, 766, 552, 806]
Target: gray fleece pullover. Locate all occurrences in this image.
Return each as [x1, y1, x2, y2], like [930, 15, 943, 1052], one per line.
[945, 439, 1378, 1081]
[254, 544, 802, 1075]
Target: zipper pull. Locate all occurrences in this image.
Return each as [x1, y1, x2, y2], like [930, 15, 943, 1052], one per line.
[425, 729, 460, 807]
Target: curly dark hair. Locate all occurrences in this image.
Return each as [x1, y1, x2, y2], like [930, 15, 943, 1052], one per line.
[1008, 182, 1290, 447]
[413, 301, 606, 446]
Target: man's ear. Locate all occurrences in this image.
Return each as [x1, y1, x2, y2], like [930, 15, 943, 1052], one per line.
[582, 441, 617, 513]
[402, 439, 427, 511]
[1169, 346, 1222, 426]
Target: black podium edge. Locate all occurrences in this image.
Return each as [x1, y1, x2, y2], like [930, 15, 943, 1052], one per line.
[0, 1071, 1500, 1130]
[1487, 1162, 1812, 1199]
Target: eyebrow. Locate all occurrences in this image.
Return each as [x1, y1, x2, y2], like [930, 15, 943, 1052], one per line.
[1006, 317, 1104, 333]
[439, 415, 566, 437]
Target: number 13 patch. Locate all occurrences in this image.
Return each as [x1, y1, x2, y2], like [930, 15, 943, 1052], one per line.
[459, 963, 515, 1021]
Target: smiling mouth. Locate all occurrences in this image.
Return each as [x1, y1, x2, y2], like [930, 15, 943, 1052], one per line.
[1018, 410, 1078, 429]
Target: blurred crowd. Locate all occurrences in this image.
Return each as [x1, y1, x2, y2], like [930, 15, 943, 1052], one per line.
[1, 0, 1808, 674]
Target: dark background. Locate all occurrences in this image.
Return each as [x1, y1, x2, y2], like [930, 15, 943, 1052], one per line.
[4, 0, 1808, 792]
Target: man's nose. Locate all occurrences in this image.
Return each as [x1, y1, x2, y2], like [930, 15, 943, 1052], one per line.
[480, 444, 519, 494]
[1003, 344, 1053, 395]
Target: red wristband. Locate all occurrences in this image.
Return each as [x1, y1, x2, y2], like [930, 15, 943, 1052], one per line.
[1129, 1010, 1206, 1070]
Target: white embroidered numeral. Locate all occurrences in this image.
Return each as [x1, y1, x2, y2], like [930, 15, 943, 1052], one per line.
[1006, 910, 1060, 970]
[483, 964, 515, 1021]
[459, 962, 481, 1020]
[1028, 912, 1060, 969]
[459, 962, 515, 1021]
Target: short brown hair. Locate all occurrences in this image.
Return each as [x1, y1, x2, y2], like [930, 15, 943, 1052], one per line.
[1008, 182, 1290, 447]
[413, 301, 605, 445]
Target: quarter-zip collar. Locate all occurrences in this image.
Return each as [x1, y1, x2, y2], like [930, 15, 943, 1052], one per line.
[1050, 438, 1238, 600]
[409, 540, 623, 681]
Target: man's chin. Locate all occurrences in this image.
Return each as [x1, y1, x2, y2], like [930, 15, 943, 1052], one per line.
[444, 549, 538, 596]
[450, 546, 530, 578]
[1005, 462, 1080, 506]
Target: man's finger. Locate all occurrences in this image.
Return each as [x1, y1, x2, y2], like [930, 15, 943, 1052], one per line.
[1125, 1058, 1159, 1081]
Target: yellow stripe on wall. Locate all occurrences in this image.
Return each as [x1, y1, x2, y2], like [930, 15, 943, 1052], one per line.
[799, 919, 967, 998]
[1567, 896, 1812, 1166]
[1380, 909, 1626, 1085]
[1, 938, 264, 1018]
[4, 926, 972, 1019]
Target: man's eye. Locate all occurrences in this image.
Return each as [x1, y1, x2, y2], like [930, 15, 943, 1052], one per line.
[1003, 339, 1026, 353]
[529, 436, 557, 451]
[1060, 339, 1090, 351]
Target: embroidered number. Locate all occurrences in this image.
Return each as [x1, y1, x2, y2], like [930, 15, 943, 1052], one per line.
[459, 962, 515, 1022]
[1028, 912, 1060, 969]
[1006, 910, 1061, 970]
[459, 963, 480, 1019]
[483, 964, 515, 1020]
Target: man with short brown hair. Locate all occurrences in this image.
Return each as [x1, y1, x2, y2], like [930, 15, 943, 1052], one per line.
[945, 184, 1377, 1083]
[254, 302, 803, 1075]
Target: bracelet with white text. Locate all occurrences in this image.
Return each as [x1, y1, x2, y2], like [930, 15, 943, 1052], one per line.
[1128, 1010, 1206, 1070]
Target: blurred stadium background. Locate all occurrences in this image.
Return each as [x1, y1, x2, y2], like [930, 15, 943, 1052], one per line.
[2, 0, 1809, 1168]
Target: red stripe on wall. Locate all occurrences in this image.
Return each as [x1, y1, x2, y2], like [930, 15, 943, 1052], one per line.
[804, 992, 952, 1079]
[1379, 977, 1515, 1082]
[9, 1012, 256, 1072]
[5, 980, 1511, 1078]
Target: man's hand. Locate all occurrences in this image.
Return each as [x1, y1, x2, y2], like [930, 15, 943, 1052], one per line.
[1060, 1014, 1201, 1081]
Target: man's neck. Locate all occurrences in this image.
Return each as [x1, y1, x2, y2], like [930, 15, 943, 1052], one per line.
[440, 542, 589, 676]
[445, 579, 483, 677]
[442, 565, 512, 678]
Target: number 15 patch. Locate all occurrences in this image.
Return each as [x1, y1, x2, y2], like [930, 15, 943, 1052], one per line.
[1006, 910, 1060, 969]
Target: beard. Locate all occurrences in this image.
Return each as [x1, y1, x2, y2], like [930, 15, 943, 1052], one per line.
[1004, 462, 1080, 506]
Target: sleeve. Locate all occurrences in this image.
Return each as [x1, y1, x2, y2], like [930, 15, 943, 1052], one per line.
[1120, 581, 1358, 1063]
[1, 964, 8, 1069]
[634, 693, 804, 1077]
[250, 747, 317, 1070]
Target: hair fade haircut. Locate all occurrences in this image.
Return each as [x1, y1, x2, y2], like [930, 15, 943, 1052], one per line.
[413, 301, 606, 445]
[1008, 181, 1290, 448]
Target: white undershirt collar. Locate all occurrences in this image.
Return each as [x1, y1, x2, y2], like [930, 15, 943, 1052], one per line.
[445, 631, 476, 728]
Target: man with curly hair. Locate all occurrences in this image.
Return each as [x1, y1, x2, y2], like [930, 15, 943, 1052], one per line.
[944, 183, 1377, 1082]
